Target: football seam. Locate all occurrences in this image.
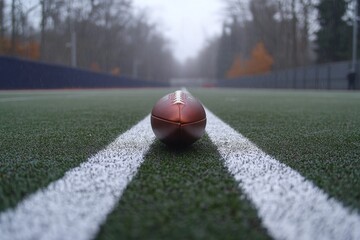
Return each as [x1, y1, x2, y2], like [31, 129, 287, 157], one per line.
[178, 100, 182, 125]
[151, 115, 181, 125]
[178, 104, 182, 141]
[181, 118, 206, 126]
[151, 115, 206, 126]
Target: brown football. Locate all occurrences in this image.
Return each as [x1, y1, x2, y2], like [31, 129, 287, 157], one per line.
[151, 90, 206, 146]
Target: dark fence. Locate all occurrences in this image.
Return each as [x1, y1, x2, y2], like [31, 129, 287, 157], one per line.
[0, 56, 168, 89]
[219, 61, 360, 90]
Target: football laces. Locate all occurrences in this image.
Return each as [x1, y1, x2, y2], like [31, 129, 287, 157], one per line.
[173, 90, 185, 105]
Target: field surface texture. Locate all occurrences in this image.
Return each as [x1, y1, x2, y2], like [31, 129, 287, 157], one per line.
[0, 88, 359, 240]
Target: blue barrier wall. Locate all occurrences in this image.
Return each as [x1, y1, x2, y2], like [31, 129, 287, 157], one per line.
[0, 57, 168, 89]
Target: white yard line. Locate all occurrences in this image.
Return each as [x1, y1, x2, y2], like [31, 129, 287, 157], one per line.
[0, 96, 40, 102]
[0, 93, 101, 102]
[0, 115, 154, 240]
[205, 108, 360, 240]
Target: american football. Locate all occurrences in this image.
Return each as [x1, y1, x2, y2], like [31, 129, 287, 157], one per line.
[1, 1, 360, 239]
[151, 90, 206, 146]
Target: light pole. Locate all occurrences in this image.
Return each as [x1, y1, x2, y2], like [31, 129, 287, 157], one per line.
[66, 0, 76, 67]
[351, 0, 358, 72]
[132, 59, 140, 78]
[69, 27, 76, 67]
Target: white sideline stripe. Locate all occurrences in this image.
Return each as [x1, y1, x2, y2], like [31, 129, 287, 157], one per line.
[0, 115, 154, 240]
[205, 108, 360, 240]
[0, 93, 101, 102]
[0, 96, 37, 102]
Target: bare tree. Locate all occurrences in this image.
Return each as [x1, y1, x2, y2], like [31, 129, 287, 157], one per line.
[1, 0, 178, 82]
[39, 0, 47, 60]
[221, 0, 316, 71]
[0, 0, 5, 54]
[291, 0, 298, 67]
[11, 0, 16, 54]
[198, 38, 220, 79]
[298, 0, 316, 65]
[0, 0, 4, 40]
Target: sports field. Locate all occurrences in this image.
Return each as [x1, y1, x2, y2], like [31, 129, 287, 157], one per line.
[0, 88, 359, 240]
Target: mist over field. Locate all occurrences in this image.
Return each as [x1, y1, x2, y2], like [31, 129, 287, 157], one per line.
[1, 1, 360, 239]
[0, 0, 359, 88]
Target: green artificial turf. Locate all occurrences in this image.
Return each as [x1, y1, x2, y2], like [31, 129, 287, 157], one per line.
[97, 137, 271, 240]
[0, 89, 169, 212]
[192, 88, 360, 210]
[1, 88, 359, 239]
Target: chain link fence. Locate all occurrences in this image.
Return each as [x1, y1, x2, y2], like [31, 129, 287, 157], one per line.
[218, 61, 360, 90]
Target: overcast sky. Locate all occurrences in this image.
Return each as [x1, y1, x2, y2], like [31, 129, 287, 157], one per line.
[133, 0, 224, 62]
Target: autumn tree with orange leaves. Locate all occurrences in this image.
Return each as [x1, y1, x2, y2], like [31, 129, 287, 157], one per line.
[0, 37, 40, 60]
[227, 42, 273, 79]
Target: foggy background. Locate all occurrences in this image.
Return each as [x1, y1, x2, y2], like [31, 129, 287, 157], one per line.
[0, 0, 359, 84]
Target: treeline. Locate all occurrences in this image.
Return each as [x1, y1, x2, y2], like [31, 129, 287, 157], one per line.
[0, 0, 178, 82]
[1, 0, 359, 82]
[184, 0, 360, 80]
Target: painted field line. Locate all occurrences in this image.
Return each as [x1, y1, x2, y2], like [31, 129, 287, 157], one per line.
[205, 108, 360, 240]
[0, 96, 39, 102]
[0, 115, 154, 240]
[0, 92, 101, 103]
